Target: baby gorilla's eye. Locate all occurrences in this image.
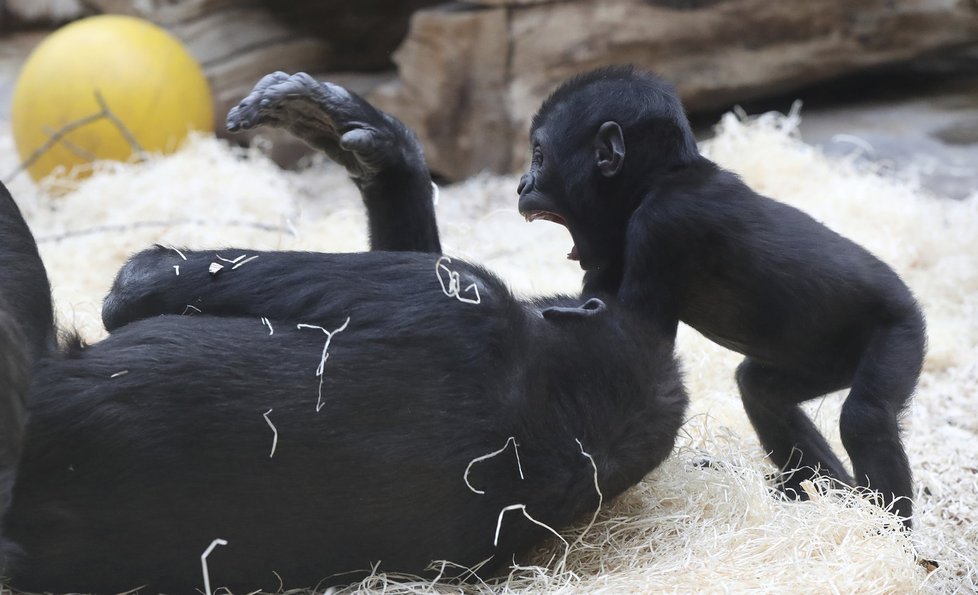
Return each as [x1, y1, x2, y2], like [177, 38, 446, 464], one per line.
[532, 146, 544, 168]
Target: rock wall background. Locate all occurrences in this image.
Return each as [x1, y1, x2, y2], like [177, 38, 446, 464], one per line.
[3, 0, 977, 178]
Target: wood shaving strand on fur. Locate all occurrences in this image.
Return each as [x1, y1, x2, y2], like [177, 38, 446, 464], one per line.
[569, 438, 604, 552]
[263, 409, 278, 458]
[109, 370, 128, 378]
[431, 181, 440, 206]
[215, 254, 248, 264]
[200, 538, 228, 595]
[208, 262, 223, 275]
[297, 317, 352, 412]
[261, 317, 274, 336]
[493, 504, 569, 552]
[435, 258, 454, 296]
[164, 245, 187, 260]
[173, 265, 180, 276]
[271, 570, 285, 593]
[459, 283, 480, 304]
[464, 436, 524, 495]
[182, 305, 202, 315]
[434, 255, 481, 305]
[231, 255, 260, 269]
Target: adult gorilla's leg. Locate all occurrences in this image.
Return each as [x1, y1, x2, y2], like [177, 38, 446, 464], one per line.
[102, 74, 445, 331]
[101, 250, 451, 332]
[227, 72, 440, 253]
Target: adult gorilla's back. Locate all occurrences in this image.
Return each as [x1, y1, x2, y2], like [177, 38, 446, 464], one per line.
[3, 252, 687, 593]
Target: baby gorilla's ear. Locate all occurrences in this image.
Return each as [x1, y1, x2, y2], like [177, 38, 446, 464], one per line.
[594, 122, 625, 178]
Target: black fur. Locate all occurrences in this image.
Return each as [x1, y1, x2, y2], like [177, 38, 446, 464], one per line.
[0, 184, 53, 531]
[0, 72, 688, 593]
[0, 185, 55, 361]
[518, 66, 926, 526]
[226, 71, 440, 253]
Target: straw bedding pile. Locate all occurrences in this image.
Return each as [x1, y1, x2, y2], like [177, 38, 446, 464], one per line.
[0, 109, 975, 593]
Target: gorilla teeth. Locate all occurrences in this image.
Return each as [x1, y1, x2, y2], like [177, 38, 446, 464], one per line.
[523, 210, 567, 226]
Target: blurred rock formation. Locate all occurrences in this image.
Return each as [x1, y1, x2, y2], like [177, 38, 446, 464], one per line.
[9, 0, 976, 178]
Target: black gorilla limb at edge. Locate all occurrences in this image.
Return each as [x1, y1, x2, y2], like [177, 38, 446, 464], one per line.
[0, 71, 687, 593]
[226, 71, 440, 253]
[517, 65, 925, 527]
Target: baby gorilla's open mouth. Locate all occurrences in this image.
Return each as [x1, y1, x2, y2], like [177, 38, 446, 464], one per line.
[522, 210, 565, 225]
[521, 210, 579, 261]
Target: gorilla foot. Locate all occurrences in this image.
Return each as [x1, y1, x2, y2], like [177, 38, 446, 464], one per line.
[226, 72, 422, 182]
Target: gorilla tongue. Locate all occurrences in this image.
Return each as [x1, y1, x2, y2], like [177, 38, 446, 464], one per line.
[568, 245, 580, 261]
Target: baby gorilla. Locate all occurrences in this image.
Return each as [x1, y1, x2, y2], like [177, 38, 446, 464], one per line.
[517, 66, 926, 527]
[0, 71, 687, 593]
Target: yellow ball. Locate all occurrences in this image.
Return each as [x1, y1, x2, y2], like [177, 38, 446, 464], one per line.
[11, 15, 213, 182]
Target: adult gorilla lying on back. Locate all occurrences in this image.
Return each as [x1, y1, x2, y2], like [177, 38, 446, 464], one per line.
[0, 72, 687, 592]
